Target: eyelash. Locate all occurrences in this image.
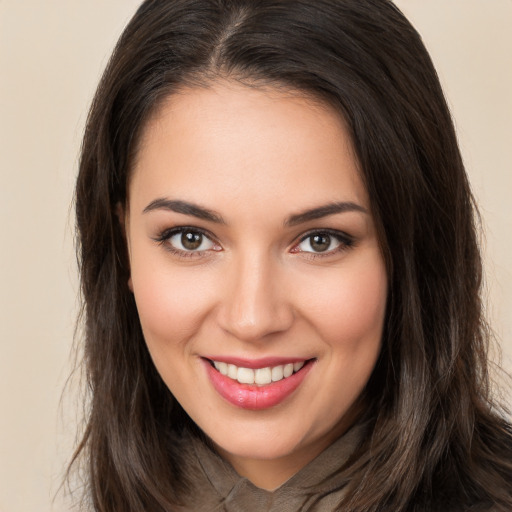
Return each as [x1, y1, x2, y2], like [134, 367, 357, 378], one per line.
[153, 226, 220, 258]
[292, 229, 355, 259]
[153, 226, 355, 259]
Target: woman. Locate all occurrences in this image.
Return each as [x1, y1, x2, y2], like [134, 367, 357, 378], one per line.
[71, 0, 512, 510]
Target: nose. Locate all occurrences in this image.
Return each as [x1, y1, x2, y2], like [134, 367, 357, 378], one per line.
[217, 252, 294, 342]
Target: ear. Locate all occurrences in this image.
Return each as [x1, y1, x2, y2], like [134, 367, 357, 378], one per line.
[115, 202, 134, 292]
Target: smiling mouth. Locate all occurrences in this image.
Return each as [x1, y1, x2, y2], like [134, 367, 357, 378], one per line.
[208, 359, 313, 386]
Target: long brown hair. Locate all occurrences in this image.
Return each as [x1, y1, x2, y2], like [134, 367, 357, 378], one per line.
[72, 1, 512, 510]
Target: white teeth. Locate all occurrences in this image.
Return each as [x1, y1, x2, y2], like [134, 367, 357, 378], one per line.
[212, 360, 307, 386]
[294, 361, 305, 372]
[227, 364, 238, 379]
[254, 367, 272, 385]
[271, 365, 284, 382]
[237, 367, 255, 384]
[283, 363, 294, 378]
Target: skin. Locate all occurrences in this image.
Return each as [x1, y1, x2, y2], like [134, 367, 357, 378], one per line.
[123, 81, 387, 490]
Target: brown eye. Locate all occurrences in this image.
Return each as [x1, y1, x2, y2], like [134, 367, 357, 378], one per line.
[181, 231, 202, 250]
[298, 232, 337, 253]
[166, 229, 217, 253]
[294, 230, 353, 255]
[310, 234, 331, 252]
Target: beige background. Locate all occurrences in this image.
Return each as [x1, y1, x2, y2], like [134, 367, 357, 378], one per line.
[0, 1, 510, 511]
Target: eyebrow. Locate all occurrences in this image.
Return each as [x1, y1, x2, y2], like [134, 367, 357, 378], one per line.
[142, 198, 367, 226]
[143, 198, 226, 224]
[285, 202, 368, 226]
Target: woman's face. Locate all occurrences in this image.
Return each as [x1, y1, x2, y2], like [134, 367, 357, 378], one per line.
[124, 81, 387, 488]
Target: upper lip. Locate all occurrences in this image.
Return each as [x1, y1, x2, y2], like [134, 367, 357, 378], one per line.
[202, 356, 312, 369]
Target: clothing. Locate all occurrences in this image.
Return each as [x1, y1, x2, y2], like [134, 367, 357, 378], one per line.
[178, 424, 365, 512]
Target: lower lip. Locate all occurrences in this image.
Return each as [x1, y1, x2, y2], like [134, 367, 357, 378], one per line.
[204, 359, 314, 410]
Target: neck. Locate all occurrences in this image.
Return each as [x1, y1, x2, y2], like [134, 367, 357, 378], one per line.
[215, 407, 361, 490]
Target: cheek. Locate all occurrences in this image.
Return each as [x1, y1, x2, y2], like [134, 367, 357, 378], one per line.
[130, 256, 218, 349]
[297, 254, 387, 349]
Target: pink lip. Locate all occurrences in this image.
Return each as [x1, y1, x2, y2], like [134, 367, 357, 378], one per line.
[203, 358, 314, 410]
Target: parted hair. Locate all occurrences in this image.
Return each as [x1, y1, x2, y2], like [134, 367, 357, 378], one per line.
[72, 0, 512, 510]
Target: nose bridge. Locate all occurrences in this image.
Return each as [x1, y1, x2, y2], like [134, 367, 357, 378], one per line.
[219, 249, 292, 341]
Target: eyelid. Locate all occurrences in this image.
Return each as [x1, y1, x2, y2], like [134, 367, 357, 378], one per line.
[290, 228, 355, 255]
[153, 226, 354, 258]
[153, 226, 222, 256]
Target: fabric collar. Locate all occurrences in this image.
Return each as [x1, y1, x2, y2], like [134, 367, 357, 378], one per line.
[189, 422, 366, 510]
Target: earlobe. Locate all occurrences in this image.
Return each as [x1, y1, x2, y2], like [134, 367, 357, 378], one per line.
[128, 276, 133, 292]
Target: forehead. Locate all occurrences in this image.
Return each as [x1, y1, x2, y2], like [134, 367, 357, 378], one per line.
[129, 81, 368, 216]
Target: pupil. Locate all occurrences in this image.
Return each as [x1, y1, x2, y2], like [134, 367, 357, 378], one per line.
[181, 231, 202, 250]
[311, 234, 330, 252]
